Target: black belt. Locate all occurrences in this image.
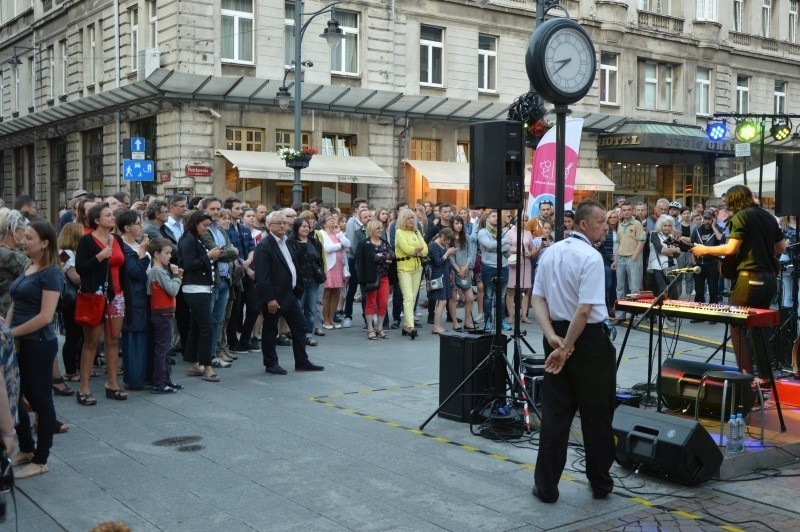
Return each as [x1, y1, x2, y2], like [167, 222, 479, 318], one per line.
[551, 320, 603, 329]
[397, 256, 419, 262]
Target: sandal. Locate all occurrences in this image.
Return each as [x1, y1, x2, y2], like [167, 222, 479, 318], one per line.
[76, 392, 96, 406]
[64, 373, 81, 382]
[306, 338, 318, 346]
[167, 382, 184, 390]
[202, 373, 220, 382]
[376, 330, 389, 339]
[54, 421, 70, 434]
[52, 377, 74, 396]
[367, 331, 378, 340]
[104, 387, 128, 401]
[90, 368, 100, 378]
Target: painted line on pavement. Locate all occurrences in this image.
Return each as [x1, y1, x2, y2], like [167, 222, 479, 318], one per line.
[311, 384, 748, 531]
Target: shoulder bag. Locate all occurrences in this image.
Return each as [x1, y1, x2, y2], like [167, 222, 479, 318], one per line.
[57, 274, 79, 313]
[74, 257, 110, 327]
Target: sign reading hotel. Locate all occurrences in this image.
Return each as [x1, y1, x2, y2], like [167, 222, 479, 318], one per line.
[527, 118, 584, 218]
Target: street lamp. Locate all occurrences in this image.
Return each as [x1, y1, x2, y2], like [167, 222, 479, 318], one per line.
[277, 0, 344, 206]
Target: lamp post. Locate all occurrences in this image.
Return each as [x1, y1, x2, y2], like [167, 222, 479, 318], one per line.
[276, 1, 344, 206]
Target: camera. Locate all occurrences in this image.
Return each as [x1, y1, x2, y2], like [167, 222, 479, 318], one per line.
[665, 235, 676, 246]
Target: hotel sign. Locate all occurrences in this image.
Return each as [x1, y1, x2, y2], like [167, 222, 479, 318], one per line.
[598, 133, 735, 155]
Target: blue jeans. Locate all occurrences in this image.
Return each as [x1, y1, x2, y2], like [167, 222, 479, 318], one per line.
[481, 264, 508, 323]
[300, 278, 320, 338]
[604, 260, 617, 311]
[211, 280, 230, 354]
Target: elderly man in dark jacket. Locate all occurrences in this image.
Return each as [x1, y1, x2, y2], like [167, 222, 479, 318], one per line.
[254, 211, 324, 375]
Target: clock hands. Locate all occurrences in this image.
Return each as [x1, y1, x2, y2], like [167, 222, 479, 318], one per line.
[552, 58, 572, 75]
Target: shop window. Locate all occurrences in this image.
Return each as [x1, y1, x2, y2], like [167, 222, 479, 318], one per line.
[226, 127, 264, 152]
[321, 134, 355, 156]
[410, 138, 440, 161]
[275, 129, 310, 150]
[83, 128, 104, 194]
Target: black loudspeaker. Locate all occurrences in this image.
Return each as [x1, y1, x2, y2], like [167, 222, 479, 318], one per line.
[438, 332, 506, 422]
[775, 152, 800, 216]
[613, 405, 723, 486]
[469, 120, 525, 209]
[659, 358, 754, 419]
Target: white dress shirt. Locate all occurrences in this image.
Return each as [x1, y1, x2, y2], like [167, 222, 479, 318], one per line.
[272, 232, 297, 288]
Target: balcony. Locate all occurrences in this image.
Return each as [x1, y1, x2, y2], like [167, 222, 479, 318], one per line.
[730, 32, 751, 46]
[637, 11, 684, 33]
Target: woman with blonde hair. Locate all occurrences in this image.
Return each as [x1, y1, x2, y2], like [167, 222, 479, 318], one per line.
[395, 208, 428, 339]
[0, 208, 29, 318]
[319, 212, 350, 329]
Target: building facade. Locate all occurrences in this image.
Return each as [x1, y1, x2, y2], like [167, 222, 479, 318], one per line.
[0, 0, 798, 220]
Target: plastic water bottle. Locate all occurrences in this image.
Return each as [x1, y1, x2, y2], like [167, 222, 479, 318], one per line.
[735, 413, 746, 453]
[95, 285, 104, 295]
[727, 415, 741, 454]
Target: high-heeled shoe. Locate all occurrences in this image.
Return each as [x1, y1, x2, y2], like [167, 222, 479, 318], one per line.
[402, 328, 418, 339]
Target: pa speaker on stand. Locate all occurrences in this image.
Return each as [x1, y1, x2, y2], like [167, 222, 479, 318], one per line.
[775, 152, 800, 217]
[469, 121, 525, 209]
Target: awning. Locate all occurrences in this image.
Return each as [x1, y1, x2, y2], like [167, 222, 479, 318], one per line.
[216, 150, 393, 186]
[404, 160, 614, 192]
[404, 160, 469, 190]
[713, 162, 776, 196]
[597, 120, 735, 156]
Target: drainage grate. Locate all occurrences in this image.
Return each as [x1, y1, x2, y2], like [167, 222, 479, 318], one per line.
[152, 435, 203, 447]
[176, 444, 204, 452]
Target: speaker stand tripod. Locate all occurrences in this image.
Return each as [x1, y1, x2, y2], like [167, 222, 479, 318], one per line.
[420, 213, 540, 431]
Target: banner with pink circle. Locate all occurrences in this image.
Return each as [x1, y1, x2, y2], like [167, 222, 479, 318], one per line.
[527, 118, 584, 218]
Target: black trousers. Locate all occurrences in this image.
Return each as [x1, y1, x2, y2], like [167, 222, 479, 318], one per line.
[261, 296, 310, 368]
[534, 322, 616, 501]
[183, 292, 214, 366]
[227, 276, 261, 346]
[175, 289, 190, 351]
[694, 262, 720, 303]
[61, 304, 83, 375]
[730, 271, 777, 373]
[17, 336, 58, 465]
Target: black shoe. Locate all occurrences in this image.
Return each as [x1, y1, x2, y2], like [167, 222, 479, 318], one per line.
[296, 361, 324, 371]
[391, 320, 400, 329]
[275, 335, 291, 347]
[248, 338, 261, 351]
[265, 365, 288, 375]
[532, 485, 557, 504]
[427, 317, 435, 325]
[592, 489, 610, 500]
[230, 343, 250, 354]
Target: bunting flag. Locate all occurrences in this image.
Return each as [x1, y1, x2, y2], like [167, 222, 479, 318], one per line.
[527, 118, 584, 218]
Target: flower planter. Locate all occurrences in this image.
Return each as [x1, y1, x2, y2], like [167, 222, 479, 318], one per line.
[285, 153, 312, 169]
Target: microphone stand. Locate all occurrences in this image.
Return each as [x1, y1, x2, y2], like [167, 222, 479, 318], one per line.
[632, 270, 688, 411]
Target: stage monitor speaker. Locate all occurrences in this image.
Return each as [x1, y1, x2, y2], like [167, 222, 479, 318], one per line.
[775, 152, 800, 217]
[438, 332, 507, 422]
[469, 120, 525, 209]
[613, 405, 722, 486]
[659, 358, 754, 419]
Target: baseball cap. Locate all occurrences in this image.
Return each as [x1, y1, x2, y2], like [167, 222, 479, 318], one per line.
[669, 201, 682, 209]
[702, 209, 715, 219]
[71, 189, 88, 199]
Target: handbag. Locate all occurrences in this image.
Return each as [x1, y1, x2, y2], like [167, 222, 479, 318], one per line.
[454, 272, 471, 290]
[362, 277, 380, 292]
[507, 253, 518, 267]
[313, 264, 327, 284]
[427, 275, 444, 291]
[58, 276, 79, 313]
[74, 250, 110, 327]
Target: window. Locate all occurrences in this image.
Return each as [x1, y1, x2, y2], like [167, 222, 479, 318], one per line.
[638, 61, 675, 110]
[456, 142, 469, 163]
[148, 0, 158, 48]
[89, 24, 97, 83]
[221, 0, 254, 63]
[695, 68, 711, 115]
[284, 3, 295, 67]
[13, 63, 19, 112]
[762, 0, 772, 37]
[697, 0, 717, 20]
[790, 0, 798, 43]
[47, 46, 55, 100]
[275, 130, 310, 150]
[0, 71, 4, 117]
[599, 52, 618, 105]
[736, 75, 750, 113]
[477, 34, 497, 92]
[322, 134, 355, 156]
[225, 127, 264, 151]
[410, 138, 440, 161]
[734, 0, 744, 31]
[84, 128, 105, 194]
[774, 81, 787, 114]
[419, 25, 443, 86]
[331, 10, 358, 75]
[59, 40, 67, 96]
[638, 0, 668, 14]
[130, 9, 139, 71]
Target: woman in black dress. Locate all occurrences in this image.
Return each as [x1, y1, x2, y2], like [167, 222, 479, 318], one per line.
[428, 227, 456, 334]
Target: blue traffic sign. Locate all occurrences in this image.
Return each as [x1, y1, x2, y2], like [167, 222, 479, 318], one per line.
[123, 159, 154, 181]
[131, 137, 146, 153]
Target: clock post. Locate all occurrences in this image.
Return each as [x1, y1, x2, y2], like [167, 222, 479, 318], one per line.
[553, 104, 568, 242]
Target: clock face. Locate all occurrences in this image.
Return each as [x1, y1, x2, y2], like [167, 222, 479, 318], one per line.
[543, 27, 594, 96]
[526, 18, 597, 104]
